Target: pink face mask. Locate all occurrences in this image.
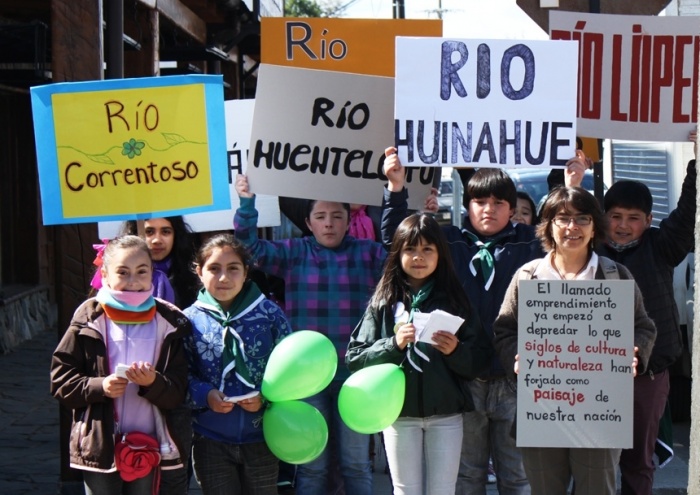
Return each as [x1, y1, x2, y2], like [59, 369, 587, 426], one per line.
[109, 286, 154, 307]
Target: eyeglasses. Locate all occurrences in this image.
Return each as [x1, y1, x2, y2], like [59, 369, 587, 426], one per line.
[553, 215, 593, 227]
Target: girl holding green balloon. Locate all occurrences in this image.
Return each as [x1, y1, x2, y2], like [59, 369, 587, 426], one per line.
[347, 213, 493, 495]
[183, 234, 292, 495]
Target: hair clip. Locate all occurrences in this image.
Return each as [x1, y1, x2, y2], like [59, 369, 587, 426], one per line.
[90, 239, 110, 290]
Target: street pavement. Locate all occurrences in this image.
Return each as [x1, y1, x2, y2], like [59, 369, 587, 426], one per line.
[0, 328, 690, 494]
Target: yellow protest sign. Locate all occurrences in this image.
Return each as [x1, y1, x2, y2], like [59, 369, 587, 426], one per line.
[31, 75, 229, 225]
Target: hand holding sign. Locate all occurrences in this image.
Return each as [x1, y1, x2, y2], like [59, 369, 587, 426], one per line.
[424, 187, 439, 213]
[383, 147, 405, 192]
[235, 174, 253, 199]
[564, 150, 590, 188]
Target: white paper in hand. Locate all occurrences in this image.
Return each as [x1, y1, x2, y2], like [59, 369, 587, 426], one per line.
[223, 390, 260, 403]
[412, 309, 464, 344]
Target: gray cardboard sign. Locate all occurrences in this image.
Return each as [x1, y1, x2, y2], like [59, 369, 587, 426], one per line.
[516, 279, 634, 448]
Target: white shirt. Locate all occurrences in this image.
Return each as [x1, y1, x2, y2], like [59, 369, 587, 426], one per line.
[533, 251, 599, 281]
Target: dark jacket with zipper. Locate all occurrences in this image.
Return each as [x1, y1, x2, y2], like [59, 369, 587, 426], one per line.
[50, 298, 191, 472]
[597, 159, 696, 375]
[346, 288, 493, 418]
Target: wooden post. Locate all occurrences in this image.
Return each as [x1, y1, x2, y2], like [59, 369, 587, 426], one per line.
[688, 48, 700, 495]
[125, 3, 160, 78]
[51, 0, 102, 491]
[104, 0, 123, 79]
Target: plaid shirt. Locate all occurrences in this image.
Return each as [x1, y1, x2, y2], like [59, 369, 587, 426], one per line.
[234, 196, 386, 379]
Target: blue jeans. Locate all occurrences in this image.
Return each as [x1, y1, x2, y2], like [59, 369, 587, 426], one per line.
[383, 413, 463, 495]
[191, 434, 278, 495]
[83, 470, 156, 495]
[457, 377, 530, 495]
[295, 381, 373, 495]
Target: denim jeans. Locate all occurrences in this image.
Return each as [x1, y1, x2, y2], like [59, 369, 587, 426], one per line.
[191, 434, 278, 495]
[383, 413, 463, 495]
[457, 377, 530, 495]
[83, 470, 155, 495]
[295, 381, 373, 495]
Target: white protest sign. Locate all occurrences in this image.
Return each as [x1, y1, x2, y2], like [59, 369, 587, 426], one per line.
[185, 99, 279, 231]
[246, 64, 435, 210]
[248, 17, 443, 210]
[99, 99, 280, 238]
[517, 279, 634, 448]
[395, 37, 578, 169]
[550, 11, 699, 142]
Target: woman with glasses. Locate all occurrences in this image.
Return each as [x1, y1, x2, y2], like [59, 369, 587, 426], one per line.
[491, 186, 656, 495]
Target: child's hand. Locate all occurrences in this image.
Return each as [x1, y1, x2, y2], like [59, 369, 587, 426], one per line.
[395, 323, 416, 350]
[125, 361, 156, 387]
[102, 374, 128, 398]
[632, 345, 639, 377]
[207, 389, 234, 414]
[383, 147, 405, 192]
[564, 149, 589, 188]
[514, 354, 520, 375]
[424, 187, 439, 213]
[235, 174, 253, 198]
[431, 330, 458, 355]
[238, 394, 263, 413]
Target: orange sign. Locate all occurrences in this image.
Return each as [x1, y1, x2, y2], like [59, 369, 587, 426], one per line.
[262, 17, 442, 77]
[578, 137, 601, 163]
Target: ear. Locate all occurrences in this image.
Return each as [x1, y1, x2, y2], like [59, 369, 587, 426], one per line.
[646, 214, 653, 228]
[100, 266, 109, 288]
[305, 217, 312, 231]
[195, 265, 202, 278]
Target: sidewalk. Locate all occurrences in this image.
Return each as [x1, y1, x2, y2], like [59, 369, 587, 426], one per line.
[0, 328, 690, 494]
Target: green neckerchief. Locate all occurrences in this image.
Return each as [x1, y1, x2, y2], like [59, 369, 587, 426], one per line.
[405, 279, 435, 373]
[195, 281, 263, 388]
[407, 279, 435, 323]
[196, 280, 262, 318]
[463, 230, 496, 290]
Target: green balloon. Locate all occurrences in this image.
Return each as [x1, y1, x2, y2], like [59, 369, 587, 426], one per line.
[262, 330, 337, 402]
[263, 400, 328, 464]
[338, 363, 406, 434]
